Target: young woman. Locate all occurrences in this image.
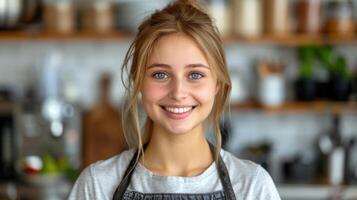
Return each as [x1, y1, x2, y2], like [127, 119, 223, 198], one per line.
[68, 1, 281, 199]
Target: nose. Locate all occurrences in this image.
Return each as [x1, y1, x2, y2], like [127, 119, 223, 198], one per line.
[168, 78, 188, 101]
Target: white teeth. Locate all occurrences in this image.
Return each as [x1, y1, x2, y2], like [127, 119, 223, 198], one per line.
[164, 106, 193, 114]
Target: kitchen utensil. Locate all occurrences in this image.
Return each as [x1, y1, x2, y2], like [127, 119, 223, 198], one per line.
[0, 0, 22, 28]
[82, 74, 127, 168]
[256, 60, 286, 107]
[5, 0, 21, 27]
[258, 74, 285, 107]
[0, 0, 6, 26]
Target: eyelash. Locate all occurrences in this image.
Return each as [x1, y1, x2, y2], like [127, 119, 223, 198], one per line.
[189, 72, 204, 79]
[152, 72, 168, 80]
[151, 72, 205, 80]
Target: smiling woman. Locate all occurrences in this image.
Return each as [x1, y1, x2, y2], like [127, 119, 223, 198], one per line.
[68, 0, 281, 199]
[141, 34, 218, 136]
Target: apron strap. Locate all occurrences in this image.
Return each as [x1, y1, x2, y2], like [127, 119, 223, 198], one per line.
[112, 149, 139, 200]
[217, 150, 237, 200]
[112, 143, 236, 200]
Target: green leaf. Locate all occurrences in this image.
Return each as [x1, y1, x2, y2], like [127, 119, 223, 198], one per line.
[315, 46, 334, 71]
[298, 60, 313, 79]
[41, 153, 58, 174]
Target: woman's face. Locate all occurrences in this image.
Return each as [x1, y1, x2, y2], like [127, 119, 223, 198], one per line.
[141, 33, 218, 135]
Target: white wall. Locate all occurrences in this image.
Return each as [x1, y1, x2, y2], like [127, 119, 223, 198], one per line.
[1, 40, 357, 182]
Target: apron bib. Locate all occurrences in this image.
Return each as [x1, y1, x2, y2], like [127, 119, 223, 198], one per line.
[112, 143, 236, 200]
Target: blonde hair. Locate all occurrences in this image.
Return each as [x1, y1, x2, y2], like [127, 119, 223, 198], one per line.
[121, 0, 231, 160]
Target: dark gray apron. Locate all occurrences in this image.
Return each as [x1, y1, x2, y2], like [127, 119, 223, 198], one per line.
[112, 143, 236, 200]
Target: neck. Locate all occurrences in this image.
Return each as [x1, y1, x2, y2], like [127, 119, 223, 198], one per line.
[140, 124, 214, 177]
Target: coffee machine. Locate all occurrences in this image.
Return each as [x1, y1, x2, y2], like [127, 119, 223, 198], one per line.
[17, 52, 82, 171]
[0, 100, 17, 180]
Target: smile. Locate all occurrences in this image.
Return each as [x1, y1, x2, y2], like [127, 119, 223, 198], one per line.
[164, 106, 193, 114]
[160, 105, 197, 120]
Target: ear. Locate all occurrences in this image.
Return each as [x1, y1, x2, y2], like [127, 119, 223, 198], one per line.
[215, 83, 220, 95]
[138, 91, 143, 100]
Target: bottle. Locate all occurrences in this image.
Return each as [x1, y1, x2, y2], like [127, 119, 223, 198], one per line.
[328, 115, 345, 185]
[345, 137, 357, 184]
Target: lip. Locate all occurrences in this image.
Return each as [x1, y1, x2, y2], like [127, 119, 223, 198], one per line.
[160, 105, 196, 120]
[161, 105, 197, 108]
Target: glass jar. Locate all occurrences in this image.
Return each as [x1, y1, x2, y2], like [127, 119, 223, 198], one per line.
[324, 0, 355, 38]
[207, 0, 230, 36]
[264, 0, 290, 35]
[81, 0, 114, 33]
[43, 0, 76, 33]
[297, 0, 322, 35]
[233, 0, 263, 37]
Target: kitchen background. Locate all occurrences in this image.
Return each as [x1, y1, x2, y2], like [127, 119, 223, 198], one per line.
[1, 0, 357, 199]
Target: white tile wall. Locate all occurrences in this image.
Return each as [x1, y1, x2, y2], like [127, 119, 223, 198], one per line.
[0, 40, 131, 108]
[1, 41, 357, 178]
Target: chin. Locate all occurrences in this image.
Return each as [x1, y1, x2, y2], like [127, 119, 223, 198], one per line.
[164, 123, 201, 136]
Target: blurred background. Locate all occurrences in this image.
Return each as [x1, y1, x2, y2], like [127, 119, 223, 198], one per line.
[0, 0, 357, 199]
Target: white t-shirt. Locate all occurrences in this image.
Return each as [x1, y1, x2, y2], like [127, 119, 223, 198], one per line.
[68, 149, 281, 200]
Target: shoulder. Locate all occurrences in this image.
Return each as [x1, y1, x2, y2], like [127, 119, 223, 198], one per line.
[68, 149, 136, 200]
[90, 148, 135, 176]
[220, 149, 261, 179]
[220, 149, 281, 200]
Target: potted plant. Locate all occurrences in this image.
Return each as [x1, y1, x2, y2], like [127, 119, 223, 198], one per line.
[295, 46, 316, 101]
[315, 46, 353, 101]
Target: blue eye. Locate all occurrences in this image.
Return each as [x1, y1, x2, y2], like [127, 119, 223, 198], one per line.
[190, 72, 203, 79]
[152, 72, 168, 79]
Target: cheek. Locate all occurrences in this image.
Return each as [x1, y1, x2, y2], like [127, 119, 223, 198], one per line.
[193, 83, 217, 105]
[141, 81, 167, 104]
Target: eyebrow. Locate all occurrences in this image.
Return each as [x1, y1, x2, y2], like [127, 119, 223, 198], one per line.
[147, 63, 210, 70]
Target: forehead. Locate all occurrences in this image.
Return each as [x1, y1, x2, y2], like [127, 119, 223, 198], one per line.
[147, 33, 209, 68]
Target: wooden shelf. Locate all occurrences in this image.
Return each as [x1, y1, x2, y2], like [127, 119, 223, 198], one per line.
[223, 34, 357, 46]
[0, 31, 130, 41]
[231, 101, 357, 114]
[0, 30, 356, 45]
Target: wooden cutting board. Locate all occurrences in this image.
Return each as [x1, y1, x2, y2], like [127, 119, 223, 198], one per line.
[82, 75, 127, 168]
